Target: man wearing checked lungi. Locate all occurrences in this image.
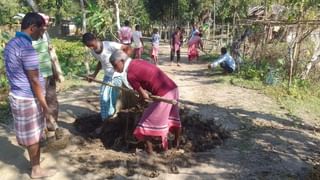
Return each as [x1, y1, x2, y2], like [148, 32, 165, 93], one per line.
[4, 13, 56, 178]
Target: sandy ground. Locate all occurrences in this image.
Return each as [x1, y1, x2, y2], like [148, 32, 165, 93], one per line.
[0, 44, 320, 180]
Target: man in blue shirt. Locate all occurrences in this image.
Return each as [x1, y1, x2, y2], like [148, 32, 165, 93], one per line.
[208, 47, 236, 73]
[4, 12, 56, 178]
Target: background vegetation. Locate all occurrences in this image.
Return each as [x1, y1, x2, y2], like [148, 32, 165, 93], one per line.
[0, 0, 319, 123]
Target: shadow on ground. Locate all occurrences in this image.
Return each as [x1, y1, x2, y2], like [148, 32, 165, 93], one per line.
[52, 98, 319, 179]
[0, 128, 30, 176]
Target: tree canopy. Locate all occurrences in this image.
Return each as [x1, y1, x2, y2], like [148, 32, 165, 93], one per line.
[0, 0, 319, 33]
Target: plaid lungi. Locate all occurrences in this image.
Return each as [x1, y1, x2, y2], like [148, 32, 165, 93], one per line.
[9, 93, 46, 146]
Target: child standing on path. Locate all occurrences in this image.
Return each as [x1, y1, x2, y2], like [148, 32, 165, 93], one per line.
[132, 25, 144, 59]
[151, 28, 160, 64]
[170, 27, 182, 66]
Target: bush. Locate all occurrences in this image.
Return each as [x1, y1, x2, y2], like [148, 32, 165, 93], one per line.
[51, 38, 96, 78]
[0, 31, 11, 93]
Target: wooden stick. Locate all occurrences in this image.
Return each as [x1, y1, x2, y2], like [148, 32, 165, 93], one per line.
[78, 75, 178, 105]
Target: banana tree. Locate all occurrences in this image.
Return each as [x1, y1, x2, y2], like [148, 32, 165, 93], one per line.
[86, 2, 113, 38]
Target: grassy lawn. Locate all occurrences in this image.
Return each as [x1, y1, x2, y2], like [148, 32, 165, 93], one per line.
[230, 76, 320, 122]
[200, 52, 320, 123]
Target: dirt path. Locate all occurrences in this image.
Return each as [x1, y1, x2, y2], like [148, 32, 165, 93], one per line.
[0, 44, 319, 180]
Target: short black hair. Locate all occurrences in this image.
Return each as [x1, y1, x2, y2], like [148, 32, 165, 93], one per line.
[176, 26, 181, 30]
[135, 24, 140, 30]
[21, 12, 45, 30]
[82, 32, 96, 44]
[153, 28, 158, 33]
[221, 47, 227, 54]
[124, 20, 130, 26]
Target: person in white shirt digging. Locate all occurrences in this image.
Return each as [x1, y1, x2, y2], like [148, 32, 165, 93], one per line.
[82, 32, 132, 135]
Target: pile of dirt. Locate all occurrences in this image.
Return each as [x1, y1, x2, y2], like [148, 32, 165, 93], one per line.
[74, 107, 229, 153]
[179, 113, 230, 152]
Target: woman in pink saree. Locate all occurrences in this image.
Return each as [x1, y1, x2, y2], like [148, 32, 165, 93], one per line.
[187, 32, 203, 62]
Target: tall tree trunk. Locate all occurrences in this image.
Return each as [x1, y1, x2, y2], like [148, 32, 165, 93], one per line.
[79, 0, 90, 74]
[213, 1, 216, 52]
[115, 1, 121, 31]
[26, 0, 39, 12]
[80, 0, 87, 33]
[232, 11, 236, 39]
[288, 42, 296, 88]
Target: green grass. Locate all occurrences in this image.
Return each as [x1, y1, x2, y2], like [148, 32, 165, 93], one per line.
[230, 77, 265, 90]
[199, 53, 220, 62]
[200, 52, 320, 122]
[231, 77, 320, 122]
[59, 72, 104, 92]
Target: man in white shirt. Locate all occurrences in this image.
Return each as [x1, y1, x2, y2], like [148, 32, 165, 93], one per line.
[82, 33, 132, 134]
[132, 24, 144, 58]
[208, 47, 236, 74]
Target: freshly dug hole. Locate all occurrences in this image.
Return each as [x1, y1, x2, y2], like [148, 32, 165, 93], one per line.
[74, 107, 230, 152]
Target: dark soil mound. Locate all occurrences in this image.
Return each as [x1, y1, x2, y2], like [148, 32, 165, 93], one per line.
[74, 107, 230, 152]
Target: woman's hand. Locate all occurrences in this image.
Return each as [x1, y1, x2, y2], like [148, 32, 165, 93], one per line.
[138, 87, 151, 102]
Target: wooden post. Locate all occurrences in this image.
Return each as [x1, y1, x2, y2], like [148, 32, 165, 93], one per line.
[115, 1, 121, 31]
[213, 0, 216, 51]
[227, 23, 230, 46]
[187, 22, 190, 40]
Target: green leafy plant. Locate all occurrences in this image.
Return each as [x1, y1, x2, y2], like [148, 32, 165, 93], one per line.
[51, 38, 95, 78]
[0, 31, 12, 92]
[86, 2, 113, 38]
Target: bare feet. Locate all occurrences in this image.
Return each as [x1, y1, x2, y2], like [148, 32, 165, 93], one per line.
[173, 128, 181, 149]
[177, 63, 181, 67]
[46, 115, 58, 131]
[31, 166, 56, 179]
[55, 128, 65, 140]
[145, 140, 154, 154]
[173, 139, 180, 149]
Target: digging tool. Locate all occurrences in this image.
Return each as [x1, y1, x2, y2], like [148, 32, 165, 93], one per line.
[78, 75, 178, 105]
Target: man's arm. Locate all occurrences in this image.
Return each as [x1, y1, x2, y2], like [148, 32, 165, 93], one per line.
[137, 86, 150, 101]
[121, 45, 133, 56]
[140, 32, 144, 46]
[214, 55, 227, 65]
[92, 61, 101, 77]
[209, 55, 227, 69]
[26, 70, 50, 117]
[88, 61, 101, 81]
[22, 45, 51, 118]
[199, 40, 204, 51]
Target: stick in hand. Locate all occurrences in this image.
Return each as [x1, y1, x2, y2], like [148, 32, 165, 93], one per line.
[79, 75, 178, 105]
